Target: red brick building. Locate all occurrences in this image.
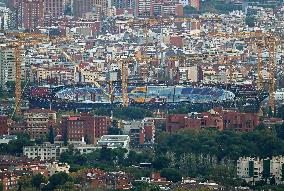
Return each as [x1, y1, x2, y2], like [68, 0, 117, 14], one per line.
[22, 0, 44, 31]
[0, 116, 8, 135]
[143, 118, 155, 143]
[166, 108, 259, 133]
[62, 114, 111, 144]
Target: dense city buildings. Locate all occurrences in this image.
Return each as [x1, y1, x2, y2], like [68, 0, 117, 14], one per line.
[1, 0, 284, 190]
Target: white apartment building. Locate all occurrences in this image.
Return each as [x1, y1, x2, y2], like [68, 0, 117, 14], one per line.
[0, 6, 11, 30]
[97, 135, 130, 150]
[23, 144, 61, 161]
[237, 156, 284, 185]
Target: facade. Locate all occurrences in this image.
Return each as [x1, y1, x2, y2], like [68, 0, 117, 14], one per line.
[23, 144, 61, 161]
[0, 7, 12, 30]
[143, 118, 155, 143]
[97, 135, 130, 150]
[72, 0, 107, 18]
[22, 0, 44, 30]
[0, 115, 8, 135]
[0, 49, 16, 88]
[44, 0, 65, 19]
[166, 108, 258, 133]
[62, 114, 111, 144]
[135, 0, 154, 17]
[129, 126, 145, 147]
[24, 109, 57, 140]
[237, 156, 284, 185]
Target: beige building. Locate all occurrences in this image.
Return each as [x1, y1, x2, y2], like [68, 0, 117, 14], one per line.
[24, 109, 57, 140]
[47, 162, 70, 176]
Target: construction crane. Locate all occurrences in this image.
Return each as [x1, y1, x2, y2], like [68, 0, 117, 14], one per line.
[3, 32, 49, 116]
[266, 35, 277, 113]
[208, 31, 278, 113]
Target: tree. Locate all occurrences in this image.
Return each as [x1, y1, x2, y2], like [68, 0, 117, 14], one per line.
[183, 5, 198, 15]
[160, 168, 182, 183]
[131, 182, 160, 191]
[44, 172, 71, 191]
[246, 16, 256, 27]
[31, 174, 47, 189]
[108, 127, 123, 135]
[153, 156, 170, 170]
[48, 126, 55, 144]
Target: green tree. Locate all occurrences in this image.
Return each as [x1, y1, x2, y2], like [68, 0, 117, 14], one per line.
[31, 174, 47, 189]
[160, 168, 182, 183]
[183, 5, 198, 14]
[48, 126, 55, 144]
[43, 172, 71, 191]
[131, 182, 160, 191]
[246, 16, 256, 27]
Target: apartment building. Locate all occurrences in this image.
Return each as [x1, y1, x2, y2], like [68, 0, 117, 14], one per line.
[0, 115, 8, 135]
[62, 114, 111, 144]
[23, 143, 61, 161]
[44, 0, 65, 19]
[0, 48, 16, 88]
[22, 0, 44, 30]
[72, 0, 107, 18]
[166, 108, 258, 133]
[24, 109, 57, 140]
[0, 6, 12, 30]
[237, 156, 284, 185]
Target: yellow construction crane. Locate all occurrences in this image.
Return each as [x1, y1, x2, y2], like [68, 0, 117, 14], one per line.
[4, 32, 49, 116]
[208, 31, 278, 113]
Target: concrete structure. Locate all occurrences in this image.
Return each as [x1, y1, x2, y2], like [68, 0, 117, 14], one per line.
[237, 156, 284, 185]
[0, 135, 17, 144]
[97, 135, 130, 150]
[23, 143, 61, 161]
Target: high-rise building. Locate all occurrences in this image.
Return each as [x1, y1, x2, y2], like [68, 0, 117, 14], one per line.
[72, 0, 107, 18]
[44, 0, 65, 19]
[0, 48, 27, 88]
[135, 0, 154, 17]
[0, 7, 12, 30]
[22, 0, 44, 31]
[237, 156, 284, 185]
[0, 49, 16, 87]
[62, 114, 111, 144]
